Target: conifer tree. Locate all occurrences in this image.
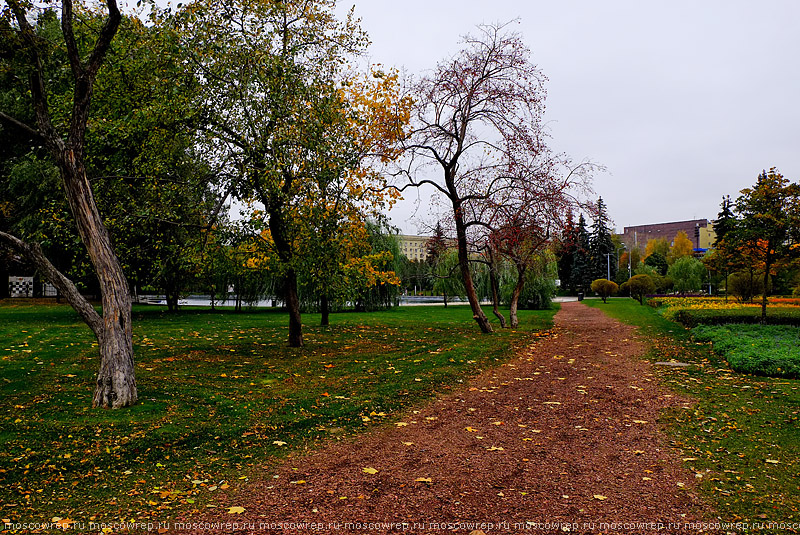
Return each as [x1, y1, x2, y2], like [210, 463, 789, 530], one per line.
[571, 214, 593, 292]
[590, 197, 615, 281]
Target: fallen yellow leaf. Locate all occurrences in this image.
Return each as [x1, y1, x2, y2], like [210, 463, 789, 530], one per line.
[414, 477, 432, 483]
[228, 506, 245, 514]
[362, 467, 378, 475]
[593, 494, 608, 500]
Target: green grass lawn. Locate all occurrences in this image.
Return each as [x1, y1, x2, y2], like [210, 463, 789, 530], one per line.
[0, 302, 555, 525]
[585, 299, 800, 527]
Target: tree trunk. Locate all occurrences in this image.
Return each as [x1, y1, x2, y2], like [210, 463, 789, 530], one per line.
[761, 254, 771, 325]
[509, 267, 526, 328]
[166, 291, 179, 312]
[60, 158, 137, 408]
[443, 292, 448, 308]
[320, 294, 330, 326]
[453, 203, 492, 333]
[488, 249, 506, 328]
[285, 268, 303, 347]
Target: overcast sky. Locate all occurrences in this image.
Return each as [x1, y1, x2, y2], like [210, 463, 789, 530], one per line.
[336, 0, 800, 234]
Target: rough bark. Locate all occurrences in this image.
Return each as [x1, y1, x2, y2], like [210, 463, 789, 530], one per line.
[61, 157, 136, 408]
[487, 247, 507, 328]
[453, 203, 492, 333]
[509, 266, 526, 328]
[268, 201, 303, 347]
[285, 269, 303, 347]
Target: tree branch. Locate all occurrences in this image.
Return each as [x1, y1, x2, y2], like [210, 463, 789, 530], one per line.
[0, 112, 43, 141]
[0, 230, 103, 337]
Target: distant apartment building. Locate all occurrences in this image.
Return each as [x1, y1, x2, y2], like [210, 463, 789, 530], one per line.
[397, 234, 458, 262]
[621, 218, 716, 254]
[397, 234, 432, 262]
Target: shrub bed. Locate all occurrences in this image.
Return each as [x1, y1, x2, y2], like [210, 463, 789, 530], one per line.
[693, 324, 800, 379]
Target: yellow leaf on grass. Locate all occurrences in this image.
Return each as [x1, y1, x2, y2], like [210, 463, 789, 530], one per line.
[228, 506, 245, 514]
[362, 467, 378, 475]
[290, 480, 306, 485]
[632, 420, 648, 424]
[486, 446, 504, 451]
[593, 494, 607, 500]
[401, 442, 414, 446]
[395, 422, 408, 427]
[766, 459, 780, 464]
[414, 477, 432, 483]
[465, 427, 479, 432]
[272, 440, 287, 446]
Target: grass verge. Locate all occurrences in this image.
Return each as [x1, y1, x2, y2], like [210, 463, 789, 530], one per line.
[0, 302, 555, 526]
[585, 298, 800, 528]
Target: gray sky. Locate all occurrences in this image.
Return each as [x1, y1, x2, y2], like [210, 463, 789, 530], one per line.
[338, 0, 800, 234]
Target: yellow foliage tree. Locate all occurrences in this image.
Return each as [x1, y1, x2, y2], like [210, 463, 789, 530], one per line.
[668, 231, 695, 264]
[643, 238, 669, 260]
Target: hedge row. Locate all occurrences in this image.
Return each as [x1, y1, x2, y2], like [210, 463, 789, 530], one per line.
[673, 307, 800, 328]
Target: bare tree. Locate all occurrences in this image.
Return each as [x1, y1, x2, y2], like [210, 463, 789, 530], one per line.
[400, 22, 597, 330]
[0, 0, 137, 408]
[402, 21, 551, 332]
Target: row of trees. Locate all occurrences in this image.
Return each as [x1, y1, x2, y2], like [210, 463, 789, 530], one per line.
[588, 168, 800, 314]
[0, 1, 593, 407]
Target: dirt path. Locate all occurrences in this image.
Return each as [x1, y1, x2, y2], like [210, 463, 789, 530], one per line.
[179, 302, 707, 534]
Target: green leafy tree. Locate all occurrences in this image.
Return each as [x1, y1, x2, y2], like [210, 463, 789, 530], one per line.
[667, 256, 706, 294]
[727, 168, 800, 322]
[432, 249, 466, 308]
[621, 274, 655, 305]
[644, 251, 668, 276]
[727, 270, 764, 303]
[184, 0, 406, 346]
[590, 278, 618, 303]
[515, 251, 557, 310]
[644, 238, 670, 260]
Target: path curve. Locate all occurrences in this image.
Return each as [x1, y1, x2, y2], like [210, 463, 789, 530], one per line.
[179, 302, 706, 534]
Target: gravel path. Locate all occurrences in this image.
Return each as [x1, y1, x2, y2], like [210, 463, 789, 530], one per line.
[178, 302, 708, 534]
